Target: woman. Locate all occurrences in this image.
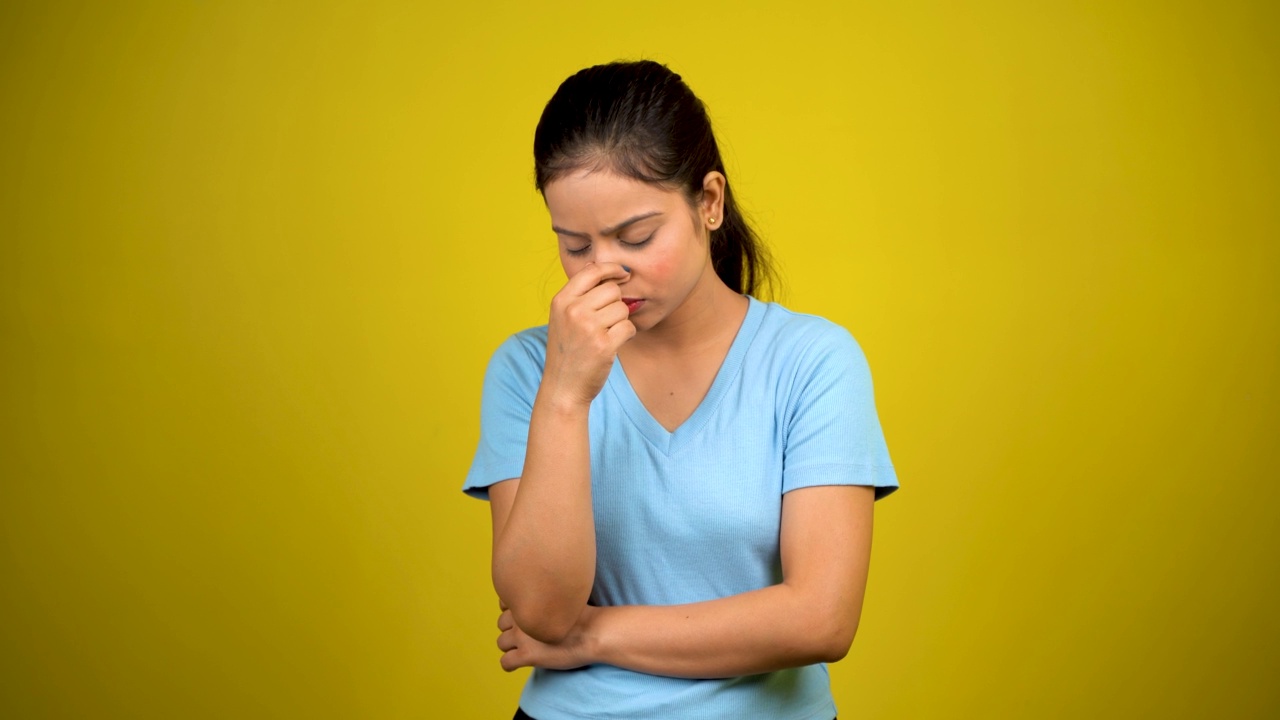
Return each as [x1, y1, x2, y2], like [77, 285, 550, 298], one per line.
[463, 60, 898, 720]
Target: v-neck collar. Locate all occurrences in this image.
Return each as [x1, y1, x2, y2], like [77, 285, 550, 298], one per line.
[605, 295, 766, 456]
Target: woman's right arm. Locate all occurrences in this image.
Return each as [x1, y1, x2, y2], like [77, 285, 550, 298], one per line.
[489, 262, 633, 644]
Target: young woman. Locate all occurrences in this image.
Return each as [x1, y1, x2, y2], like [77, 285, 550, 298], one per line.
[463, 60, 898, 720]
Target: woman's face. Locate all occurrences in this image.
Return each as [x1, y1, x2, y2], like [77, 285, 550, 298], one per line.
[543, 168, 721, 333]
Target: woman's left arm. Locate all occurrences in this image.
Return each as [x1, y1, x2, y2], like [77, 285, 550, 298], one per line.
[496, 484, 875, 679]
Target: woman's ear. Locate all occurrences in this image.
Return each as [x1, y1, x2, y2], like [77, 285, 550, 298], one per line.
[699, 171, 726, 230]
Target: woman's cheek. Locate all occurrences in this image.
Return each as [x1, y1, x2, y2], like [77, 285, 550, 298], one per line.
[642, 256, 676, 286]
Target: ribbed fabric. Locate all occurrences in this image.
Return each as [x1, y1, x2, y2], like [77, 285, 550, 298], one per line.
[464, 297, 898, 720]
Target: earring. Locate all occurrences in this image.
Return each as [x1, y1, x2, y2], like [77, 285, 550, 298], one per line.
[709, 217, 717, 225]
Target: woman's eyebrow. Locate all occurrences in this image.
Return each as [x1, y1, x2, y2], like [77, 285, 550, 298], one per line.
[552, 211, 664, 239]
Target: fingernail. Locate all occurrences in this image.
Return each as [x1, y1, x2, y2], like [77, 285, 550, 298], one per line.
[622, 265, 631, 272]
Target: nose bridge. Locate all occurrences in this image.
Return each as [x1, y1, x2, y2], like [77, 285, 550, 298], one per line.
[591, 235, 620, 264]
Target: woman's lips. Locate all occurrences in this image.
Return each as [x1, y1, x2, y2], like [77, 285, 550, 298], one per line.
[623, 298, 645, 314]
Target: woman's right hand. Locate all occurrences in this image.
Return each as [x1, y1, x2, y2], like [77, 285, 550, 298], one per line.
[541, 262, 635, 409]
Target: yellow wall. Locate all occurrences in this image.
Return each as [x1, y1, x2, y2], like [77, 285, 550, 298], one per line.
[2, 1, 1276, 717]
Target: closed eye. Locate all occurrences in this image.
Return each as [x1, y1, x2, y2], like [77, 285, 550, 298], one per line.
[622, 232, 655, 248]
[564, 232, 654, 257]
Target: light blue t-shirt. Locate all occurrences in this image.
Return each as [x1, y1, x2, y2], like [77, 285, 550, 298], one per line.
[464, 296, 898, 720]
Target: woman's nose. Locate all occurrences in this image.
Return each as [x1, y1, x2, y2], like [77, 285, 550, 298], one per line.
[592, 243, 624, 270]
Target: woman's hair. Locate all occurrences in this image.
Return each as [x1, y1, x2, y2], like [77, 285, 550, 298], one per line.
[533, 60, 777, 299]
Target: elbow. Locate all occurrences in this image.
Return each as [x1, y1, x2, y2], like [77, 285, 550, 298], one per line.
[818, 627, 857, 664]
[495, 577, 584, 644]
[510, 604, 579, 644]
[818, 618, 858, 663]
[786, 607, 859, 665]
[493, 580, 580, 643]
[797, 587, 863, 664]
[494, 591, 590, 644]
[493, 562, 591, 644]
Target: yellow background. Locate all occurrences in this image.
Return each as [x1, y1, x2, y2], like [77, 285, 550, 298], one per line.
[2, 1, 1276, 717]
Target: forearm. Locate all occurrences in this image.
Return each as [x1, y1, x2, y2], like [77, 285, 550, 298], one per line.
[584, 583, 858, 679]
[492, 390, 596, 641]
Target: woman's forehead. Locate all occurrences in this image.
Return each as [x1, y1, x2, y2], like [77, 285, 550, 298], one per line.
[544, 170, 682, 224]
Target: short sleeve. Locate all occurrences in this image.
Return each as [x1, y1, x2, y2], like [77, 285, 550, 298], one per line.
[782, 325, 899, 499]
[462, 332, 545, 501]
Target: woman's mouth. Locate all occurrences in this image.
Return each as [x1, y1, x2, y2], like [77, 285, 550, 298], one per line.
[623, 298, 645, 314]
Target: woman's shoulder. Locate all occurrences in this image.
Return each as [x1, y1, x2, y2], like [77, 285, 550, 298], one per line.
[748, 300, 879, 412]
[499, 324, 550, 352]
[752, 298, 863, 356]
[484, 324, 550, 377]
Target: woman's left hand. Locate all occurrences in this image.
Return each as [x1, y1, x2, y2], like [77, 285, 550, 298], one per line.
[497, 605, 598, 672]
